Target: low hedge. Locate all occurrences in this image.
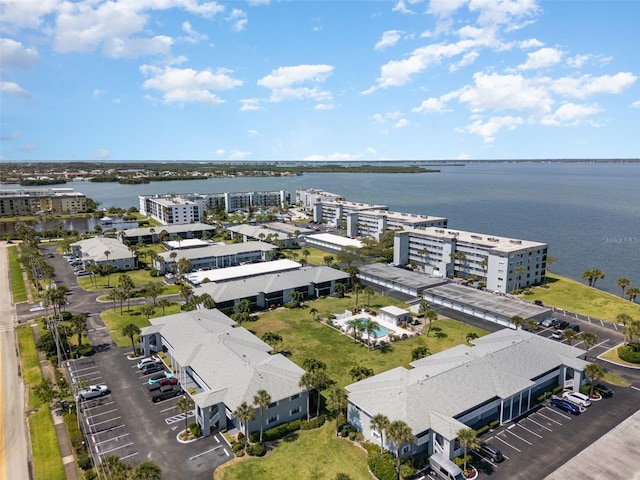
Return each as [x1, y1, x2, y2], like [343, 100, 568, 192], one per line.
[246, 443, 267, 457]
[300, 415, 325, 430]
[249, 419, 302, 443]
[618, 344, 640, 363]
[368, 452, 396, 480]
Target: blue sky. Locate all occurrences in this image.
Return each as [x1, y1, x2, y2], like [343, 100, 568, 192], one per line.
[1, 0, 638, 162]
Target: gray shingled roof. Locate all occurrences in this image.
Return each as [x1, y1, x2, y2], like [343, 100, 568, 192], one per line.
[347, 329, 589, 435]
[70, 237, 134, 262]
[142, 309, 305, 411]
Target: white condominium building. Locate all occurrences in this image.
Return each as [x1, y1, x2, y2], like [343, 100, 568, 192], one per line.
[312, 200, 388, 227]
[295, 188, 344, 209]
[139, 190, 292, 224]
[394, 227, 548, 293]
[346, 209, 448, 241]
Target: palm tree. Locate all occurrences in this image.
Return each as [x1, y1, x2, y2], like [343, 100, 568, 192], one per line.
[103, 250, 111, 264]
[302, 357, 327, 373]
[349, 365, 374, 381]
[261, 331, 283, 352]
[141, 303, 156, 320]
[584, 363, 605, 399]
[234, 402, 255, 449]
[179, 283, 193, 305]
[581, 331, 598, 360]
[157, 298, 171, 316]
[363, 318, 380, 349]
[144, 282, 164, 306]
[299, 372, 314, 421]
[326, 386, 348, 436]
[102, 263, 114, 287]
[457, 427, 479, 476]
[69, 313, 87, 357]
[175, 396, 195, 439]
[370, 414, 390, 453]
[309, 307, 319, 321]
[561, 328, 578, 345]
[465, 332, 479, 344]
[353, 284, 362, 309]
[122, 323, 141, 356]
[411, 345, 430, 361]
[617, 277, 631, 297]
[591, 269, 605, 288]
[514, 265, 526, 289]
[364, 285, 375, 306]
[323, 255, 334, 266]
[626, 286, 640, 303]
[118, 273, 135, 311]
[253, 389, 271, 444]
[289, 290, 304, 307]
[421, 306, 437, 337]
[387, 420, 415, 480]
[199, 293, 216, 309]
[582, 269, 595, 286]
[312, 370, 331, 417]
[510, 315, 525, 330]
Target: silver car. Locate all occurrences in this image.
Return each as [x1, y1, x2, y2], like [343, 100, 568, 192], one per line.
[77, 384, 109, 401]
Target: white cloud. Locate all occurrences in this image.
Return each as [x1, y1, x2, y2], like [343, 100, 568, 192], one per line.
[228, 149, 251, 160]
[457, 72, 553, 113]
[258, 64, 334, 104]
[519, 38, 544, 49]
[394, 118, 410, 128]
[0, 38, 38, 69]
[228, 8, 247, 32]
[314, 103, 335, 111]
[0, 0, 58, 31]
[140, 65, 243, 105]
[428, 0, 467, 18]
[0, 131, 21, 141]
[247, 129, 259, 136]
[214, 149, 226, 156]
[457, 152, 472, 160]
[540, 102, 602, 126]
[92, 148, 110, 160]
[93, 89, 107, 98]
[181, 21, 208, 44]
[449, 50, 479, 71]
[0, 81, 30, 98]
[551, 72, 637, 99]
[371, 113, 384, 123]
[412, 97, 449, 113]
[469, 0, 540, 28]
[240, 98, 261, 111]
[303, 152, 361, 161]
[566, 54, 591, 69]
[18, 143, 37, 152]
[392, 0, 421, 15]
[462, 115, 524, 143]
[366, 147, 377, 156]
[631, 100, 640, 109]
[375, 30, 404, 51]
[517, 47, 563, 70]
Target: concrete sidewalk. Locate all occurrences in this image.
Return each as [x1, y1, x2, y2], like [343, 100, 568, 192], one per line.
[544, 408, 640, 479]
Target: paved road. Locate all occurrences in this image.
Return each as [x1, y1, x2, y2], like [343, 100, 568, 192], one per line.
[0, 243, 30, 480]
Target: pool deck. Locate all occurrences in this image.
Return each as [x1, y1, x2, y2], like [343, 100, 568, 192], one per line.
[332, 309, 417, 346]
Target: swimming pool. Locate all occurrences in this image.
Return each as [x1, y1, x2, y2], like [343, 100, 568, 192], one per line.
[358, 318, 391, 338]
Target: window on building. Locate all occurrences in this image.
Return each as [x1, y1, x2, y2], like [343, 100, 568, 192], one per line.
[290, 407, 301, 416]
[267, 415, 279, 425]
[268, 401, 278, 408]
[290, 393, 300, 401]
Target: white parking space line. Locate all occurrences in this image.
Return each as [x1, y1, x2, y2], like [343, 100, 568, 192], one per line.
[544, 406, 571, 420]
[90, 425, 125, 437]
[536, 410, 563, 425]
[189, 445, 223, 460]
[119, 452, 139, 461]
[525, 416, 553, 431]
[516, 423, 542, 438]
[82, 400, 115, 412]
[505, 428, 532, 445]
[594, 339, 610, 349]
[495, 435, 521, 452]
[93, 433, 130, 446]
[98, 442, 134, 456]
[87, 416, 122, 428]
[165, 411, 195, 425]
[87, 408, 118, 418]
[473, 452, 498, 468]
[160, 405, 177, 413]
[630, 385, 640, 392]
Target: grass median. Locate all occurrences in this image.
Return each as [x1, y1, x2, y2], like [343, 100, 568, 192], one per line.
[215, 422, 371, 480]
[16, 325, 66, 480]
[8, 245, 28, 303]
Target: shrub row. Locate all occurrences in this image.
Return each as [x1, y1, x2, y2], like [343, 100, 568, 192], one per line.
[619, 344, 640, 363]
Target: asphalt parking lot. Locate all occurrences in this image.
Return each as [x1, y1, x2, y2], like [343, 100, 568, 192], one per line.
[66, 345, 234, 479]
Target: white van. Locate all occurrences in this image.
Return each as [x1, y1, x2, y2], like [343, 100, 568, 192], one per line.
[562, 390, 591, 407]
[429, 453, 465, 480]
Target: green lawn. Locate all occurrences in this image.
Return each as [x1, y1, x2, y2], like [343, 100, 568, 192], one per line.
[8, 245, 28, 303]
[100, 301, 182, 347]
[521, 273, 640, 323]
[16, 326, 66, 480]
[215, 422, 371, 480]
[281, 246, 335, 266]
[250, 293, 487, 389]
[78, 269, 179, 296]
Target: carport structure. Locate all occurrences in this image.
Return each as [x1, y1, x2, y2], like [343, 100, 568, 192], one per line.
[420, 283, 552, 326]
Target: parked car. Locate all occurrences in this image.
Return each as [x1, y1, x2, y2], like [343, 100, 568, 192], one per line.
[147, 377, 179, 391]
[540, 318, 554, 328]
[137, 356, 161, 370]
[551, 398, 582, 415]
[477, 443, 504, 463]
[552, 319, 569, 330]
[593, 383, 614, 397]
[148, 372, 174, 385]
[140, 363, 163, 375]
[77, 384, 109, 401]
[550, 330, 564, 340]
[567, 323, 580, 332]
[562, 391, 591, 407]
[47, 253, 55, 258]
[151, 385, 182, 403]
[534, 300, 544, 306]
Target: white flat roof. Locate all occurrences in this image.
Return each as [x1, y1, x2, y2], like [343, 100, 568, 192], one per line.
[307, 233, 363, 248]
[166, 239, 209, 249]
[186, 259, 301, 285]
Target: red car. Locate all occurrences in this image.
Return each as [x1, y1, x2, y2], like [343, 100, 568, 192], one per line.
[147, 377, 178, 391]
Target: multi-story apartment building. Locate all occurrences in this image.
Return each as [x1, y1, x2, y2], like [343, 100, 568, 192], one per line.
[295, 188, 344, 209]
[0, 188, 87, 216]
[394, 227, 548, 293]
[139, 190, 292, 224]
[346, 209, 448, 241]
[312, 200, 388, 227]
